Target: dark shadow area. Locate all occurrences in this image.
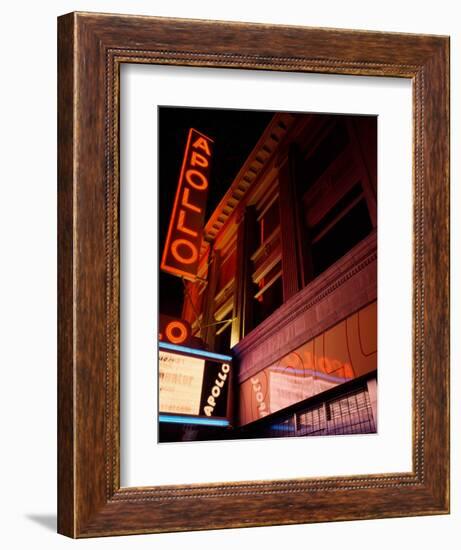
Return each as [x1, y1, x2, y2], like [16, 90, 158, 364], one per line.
[25, 514, 57, 532]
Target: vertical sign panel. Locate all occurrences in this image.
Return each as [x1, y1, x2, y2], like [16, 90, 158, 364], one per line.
[161, 128, 214, 281]
[199, 361, 231, 417]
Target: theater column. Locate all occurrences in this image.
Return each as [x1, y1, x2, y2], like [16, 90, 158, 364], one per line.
[231, 206, 257, 346]
[200, 247, 221, 348]
[278, 144, 311, 300]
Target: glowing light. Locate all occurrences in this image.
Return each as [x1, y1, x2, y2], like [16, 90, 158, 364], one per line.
[185, 169, 208, 190]
[177, 209, 199, 237]
[159, 414, 229, 427]
[181, 187, 202, 213]
[159, 341, 232, 362]
[164, 321, 189, 344]
[160, 128, 213, 280]
[270, 423, 296, 432]
[170, 238, 199, 264]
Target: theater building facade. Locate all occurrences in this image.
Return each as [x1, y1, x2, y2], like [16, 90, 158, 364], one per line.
[176, 111, 377, 439]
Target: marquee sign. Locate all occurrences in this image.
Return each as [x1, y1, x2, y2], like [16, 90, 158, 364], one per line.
[161, 128, 214, 281]
[158, 342, 232, 422]
[159, 351, 206, 416]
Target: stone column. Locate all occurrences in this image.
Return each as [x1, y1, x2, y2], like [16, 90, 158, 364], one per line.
[200, 247, 221, 349]
[278, 144, 312, 299]
[231, 206, 257, 346]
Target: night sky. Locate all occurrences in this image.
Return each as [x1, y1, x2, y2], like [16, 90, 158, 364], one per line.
[158, 106, 274, 317]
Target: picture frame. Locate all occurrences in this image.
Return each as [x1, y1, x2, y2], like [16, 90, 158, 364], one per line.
[57, 12, 450, 537]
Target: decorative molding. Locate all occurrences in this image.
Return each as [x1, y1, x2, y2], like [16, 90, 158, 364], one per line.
[234, 231, 377, 382]
[204, 113, 296, 242]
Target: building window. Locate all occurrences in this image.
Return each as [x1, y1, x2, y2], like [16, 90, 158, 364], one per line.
[248, 195, 283, 329]
[298, 119, 375, 284]
[258, 197, 280, 247]
[212, 246, 236, 348]
[302, 121, 349, 193]
[253, 262, 283, 326]
[216, 248, 237, 295]
[227, 116, 376, 340]
[309, 184, 373, 276]
[214, 319, 232, 355]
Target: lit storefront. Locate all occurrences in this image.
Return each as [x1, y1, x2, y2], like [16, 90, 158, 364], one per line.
[160, 111, 377, 441]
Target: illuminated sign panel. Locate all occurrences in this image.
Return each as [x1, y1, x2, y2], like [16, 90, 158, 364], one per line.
[239, 302, 377, 426]
[158, 343, 231, 421]
[161, 128, 214, 281]
[159, 351, 205, 415]
[159, 314, 192, 345]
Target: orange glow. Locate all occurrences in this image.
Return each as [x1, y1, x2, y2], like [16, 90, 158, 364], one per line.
[192, 136, 211, 155]
[161, 128, 194, 274]
[181, 187, 202, 213]
[165, 321, 189, 344]
[159, 264, 196, 280]
[238, 302, 377, 426]
[185, 169, 208, 190]
[171, 239, 199, 265]
[159, 315, 192, 345]
[191, 151, 209, 168]
[161, 128, 213, 280]
[177, 209, 199, 237]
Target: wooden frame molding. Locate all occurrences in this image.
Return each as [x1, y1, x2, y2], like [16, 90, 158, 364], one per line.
[58, 12, 449, 537]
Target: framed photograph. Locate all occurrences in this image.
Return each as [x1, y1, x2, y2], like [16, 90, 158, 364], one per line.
[58, 12, 449, 537]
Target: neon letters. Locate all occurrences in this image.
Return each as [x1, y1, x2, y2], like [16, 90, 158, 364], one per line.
[159, 315, 192, 345]
[161, 128, 214, 280]
[203, 363, 230, 417]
